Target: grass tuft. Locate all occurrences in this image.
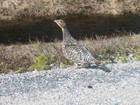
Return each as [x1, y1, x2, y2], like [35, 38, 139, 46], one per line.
[30, 54, 52, 71]
[0, 34, 140, 74]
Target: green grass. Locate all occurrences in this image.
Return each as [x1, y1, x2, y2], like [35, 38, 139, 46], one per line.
[0, 34, 140, 74]
[30, 54, 53, 70]
[85, 35, 140, 63]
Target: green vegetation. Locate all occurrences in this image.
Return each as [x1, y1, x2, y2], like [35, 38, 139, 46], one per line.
[134, 53, 140, 61]
[30, 54, 73, 71]
[15, 67, 25, 73]
[0, 34, 139, 74]
[86, 35, 140, 64]
[30, 54, 53, 70]
[0, 0, 139, 74]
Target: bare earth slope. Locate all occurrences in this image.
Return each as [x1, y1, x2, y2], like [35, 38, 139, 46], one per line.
[0, 61, 140, 105]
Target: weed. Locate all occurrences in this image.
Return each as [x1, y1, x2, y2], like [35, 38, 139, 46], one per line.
[30, 54, 52, 70]
[0, 34, 140, 74]
[134, 53, 140, 61]
[15, 67, 25, 73]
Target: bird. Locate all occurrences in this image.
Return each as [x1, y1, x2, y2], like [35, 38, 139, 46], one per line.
[54, 19, 110, 72]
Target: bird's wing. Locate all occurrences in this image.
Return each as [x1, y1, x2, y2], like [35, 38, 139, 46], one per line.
[63, 44, 83, 63]
[77, 42, 96, 60]
[79, 45, 96, 63]
[64, 43, 96, 63]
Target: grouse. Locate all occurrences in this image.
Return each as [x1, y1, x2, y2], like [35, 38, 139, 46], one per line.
[54, 19, 110, 72]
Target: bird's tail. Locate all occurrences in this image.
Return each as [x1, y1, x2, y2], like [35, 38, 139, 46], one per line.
[97, 64, 111, 72]
[91, 60, 111, 72]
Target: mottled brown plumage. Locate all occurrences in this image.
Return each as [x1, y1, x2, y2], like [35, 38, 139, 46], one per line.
[54, 19, 111, 72]
[54, 19, 99, 68]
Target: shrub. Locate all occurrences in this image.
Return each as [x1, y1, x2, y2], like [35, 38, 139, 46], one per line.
[30, 54, 53, 70]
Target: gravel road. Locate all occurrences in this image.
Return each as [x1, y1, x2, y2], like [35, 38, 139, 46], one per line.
[0, 62, 140, 105]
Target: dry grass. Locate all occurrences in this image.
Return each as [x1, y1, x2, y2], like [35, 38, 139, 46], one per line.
[85, 35, 140, 62]
[0, 0, 139, 20]
[0, 34, 140, 74]
[0, 0, 139, 74]
[0, 44, 36, 73]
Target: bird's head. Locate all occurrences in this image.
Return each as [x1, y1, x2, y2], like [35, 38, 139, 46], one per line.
[54, 19, 66, 29]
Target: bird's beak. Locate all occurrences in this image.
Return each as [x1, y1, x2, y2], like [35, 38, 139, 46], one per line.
[54, 20, 57, 23]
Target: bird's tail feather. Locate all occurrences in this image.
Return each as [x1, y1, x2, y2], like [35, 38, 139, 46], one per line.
[90, 64, 111, 72]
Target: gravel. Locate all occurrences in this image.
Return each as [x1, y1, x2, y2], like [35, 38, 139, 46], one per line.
[0, 62, 140, 105]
